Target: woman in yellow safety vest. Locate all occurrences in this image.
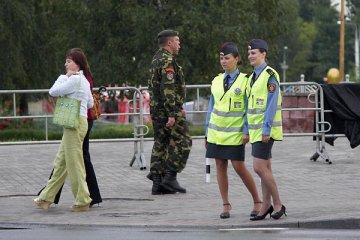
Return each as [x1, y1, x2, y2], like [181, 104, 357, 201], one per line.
[244, 39, 286, 221]
[205, 42, 262, 219]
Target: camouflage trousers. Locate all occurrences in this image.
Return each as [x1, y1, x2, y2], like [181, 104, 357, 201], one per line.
[150, 112, 192, 174]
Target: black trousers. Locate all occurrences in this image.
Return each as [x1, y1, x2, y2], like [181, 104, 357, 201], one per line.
[38, 119, 102, 204]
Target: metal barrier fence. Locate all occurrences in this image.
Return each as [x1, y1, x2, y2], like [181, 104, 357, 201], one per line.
[0, 82, 343, 167]
[0, 87, 148, 169]
[0, 85, 210, 170]
[281, 82, 341, 164]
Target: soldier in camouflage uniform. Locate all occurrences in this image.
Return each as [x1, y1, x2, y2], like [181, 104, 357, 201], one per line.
[147, 29, 192, 195]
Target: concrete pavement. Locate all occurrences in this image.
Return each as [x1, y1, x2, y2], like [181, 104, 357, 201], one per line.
[0, 137, 359, 229]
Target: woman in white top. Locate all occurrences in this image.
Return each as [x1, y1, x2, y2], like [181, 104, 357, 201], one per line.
[33, 49, 94, 212]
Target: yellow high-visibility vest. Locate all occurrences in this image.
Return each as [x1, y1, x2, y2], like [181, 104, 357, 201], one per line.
[246, 66, 283, 143]
[207, 72, 248, 145]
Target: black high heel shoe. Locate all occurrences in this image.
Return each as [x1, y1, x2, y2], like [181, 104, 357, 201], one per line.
[271, 205, 286, 220]
[250, 205, 273, 221]
[220, 203, 232, 219]
[250, 201, 262, 217]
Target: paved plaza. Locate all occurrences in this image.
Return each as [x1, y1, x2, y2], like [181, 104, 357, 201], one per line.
[0, 137, 359, 229]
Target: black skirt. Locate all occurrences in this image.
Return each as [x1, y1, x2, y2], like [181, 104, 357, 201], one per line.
[251, 139, 274, 160]
[206, 142, 245, 160]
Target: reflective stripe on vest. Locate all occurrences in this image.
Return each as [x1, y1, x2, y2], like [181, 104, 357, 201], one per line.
[212, 108, 245, 117]
[208, 123, 243, 133]
[248, 121, 282, 130]
[247, 106, 282, 114]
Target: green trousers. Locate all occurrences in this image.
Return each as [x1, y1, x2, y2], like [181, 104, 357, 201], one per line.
[39, 116, 92, 206]
[150, 112, 192, 174]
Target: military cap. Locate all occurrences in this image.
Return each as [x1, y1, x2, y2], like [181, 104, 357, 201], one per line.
[248, 39, 269, 52]
[157, 29, 179, 39]
[220, 42, 239, 56]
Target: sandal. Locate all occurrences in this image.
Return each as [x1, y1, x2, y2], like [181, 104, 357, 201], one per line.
[220, 203, 232, 219]
[70, 204, 90, 212]
[33, 198, 52, 209]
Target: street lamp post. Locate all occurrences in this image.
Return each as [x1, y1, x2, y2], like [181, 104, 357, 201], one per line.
[339, 0, 345, 82]
[280, 46, 288, 83]
[355, 24, 360, 80]
[337, 15, 359, 82]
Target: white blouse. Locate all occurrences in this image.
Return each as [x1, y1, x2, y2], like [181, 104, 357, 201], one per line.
[49, 71, 93, 117]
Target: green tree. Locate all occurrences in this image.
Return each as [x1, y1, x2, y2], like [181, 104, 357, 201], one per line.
[0, 0, 302, 91]
[273, 0, 318, 82]
[295, 0, 355, 82]
[0, 1, 33, 89]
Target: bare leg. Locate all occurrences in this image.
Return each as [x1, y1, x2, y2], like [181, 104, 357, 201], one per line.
[231, 160, 262, 212]
[215, 159, 231, 213]
[253, 157, 282, 214]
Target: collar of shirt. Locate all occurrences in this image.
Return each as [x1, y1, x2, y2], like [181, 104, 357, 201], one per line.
[254, 63, 267, 78]
[224, 69, 239, 85]
[160, 48, 174, 57]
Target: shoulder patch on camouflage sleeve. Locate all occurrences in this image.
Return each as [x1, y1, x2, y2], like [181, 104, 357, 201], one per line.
[165, 67, 175, 80]
[268, 83, 276, 93]
[166, 72, 174, 80]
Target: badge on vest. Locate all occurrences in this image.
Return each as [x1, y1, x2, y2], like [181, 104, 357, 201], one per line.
[234, 102, 242, 108]
[256, 98, 264, 106]
[234, 88, 242, 95]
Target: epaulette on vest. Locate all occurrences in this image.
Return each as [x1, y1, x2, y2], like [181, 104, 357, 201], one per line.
[266, 68, 274, 76]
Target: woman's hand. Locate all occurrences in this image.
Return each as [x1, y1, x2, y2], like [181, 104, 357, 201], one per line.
[262, 135, 270, 143]
[242, 134, 249, 145]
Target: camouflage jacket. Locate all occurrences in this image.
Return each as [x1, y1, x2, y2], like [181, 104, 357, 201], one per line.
[148, 48, 185, 117]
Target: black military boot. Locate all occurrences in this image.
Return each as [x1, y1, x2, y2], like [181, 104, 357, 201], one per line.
[161, 170, 186, 193]
[148, 172, 176, 195]
[146, 172, 153, 181]
[151, 173, 163, 195]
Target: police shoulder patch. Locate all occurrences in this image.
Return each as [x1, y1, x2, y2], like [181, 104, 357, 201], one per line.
[268, 83, 276, 92]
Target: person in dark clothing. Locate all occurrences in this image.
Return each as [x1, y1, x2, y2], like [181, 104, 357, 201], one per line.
[147, 29, 192, 195]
